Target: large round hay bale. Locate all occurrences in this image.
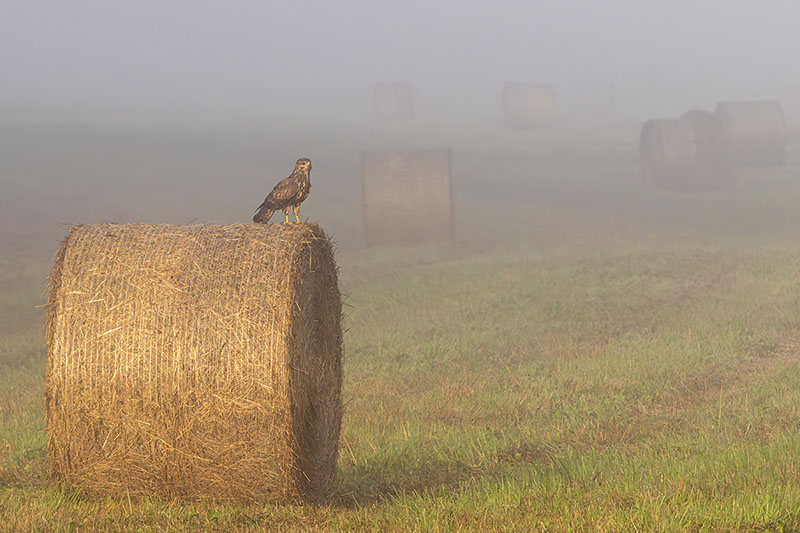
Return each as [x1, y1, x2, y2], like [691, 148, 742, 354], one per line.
[502, 82, 556, 128]
[373, 82, 415, 121]
[361, 149, 454, 247]
[714, 100, 788, 166]
[46, 223, 342, 503]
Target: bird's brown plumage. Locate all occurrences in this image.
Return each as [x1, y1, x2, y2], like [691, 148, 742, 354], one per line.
[253, 158, 312, 224]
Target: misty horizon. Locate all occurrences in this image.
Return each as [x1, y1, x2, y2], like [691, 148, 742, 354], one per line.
[3, 1, 800, 124]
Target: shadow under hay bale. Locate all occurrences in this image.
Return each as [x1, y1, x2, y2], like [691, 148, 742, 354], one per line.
[46, 223, 342, 503]
[373, 82, 415, 122]
[714, 100, 788, 166]
[361, 149, 454, 247]
[639, 117, 731, 191]
[502, 82, 556, 128]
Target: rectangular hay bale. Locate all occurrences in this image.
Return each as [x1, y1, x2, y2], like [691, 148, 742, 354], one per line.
[361, 149, 454, 247]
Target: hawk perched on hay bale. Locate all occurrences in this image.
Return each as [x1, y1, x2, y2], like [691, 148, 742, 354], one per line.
[253, 158, 312, 224]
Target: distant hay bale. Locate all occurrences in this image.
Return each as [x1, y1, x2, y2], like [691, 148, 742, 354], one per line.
[714, 100, 788, 166]
[681, 109, 721, 156]
[502, 82, 556, 128]
[46, 223, 342, 503]
[639, 115, 732, 190]
[639, 118, 697, 189]
[373, 82, 415, 121]
[361, 149, 454, 247]
[680, 109, 734, 187]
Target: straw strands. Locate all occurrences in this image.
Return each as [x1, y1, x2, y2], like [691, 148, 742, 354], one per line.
[45, 222, 342, 503]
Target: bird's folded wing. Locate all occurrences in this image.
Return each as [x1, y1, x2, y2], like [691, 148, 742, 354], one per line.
[266, 177, 300, 205]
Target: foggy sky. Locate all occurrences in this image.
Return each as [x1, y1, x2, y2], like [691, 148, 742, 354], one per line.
[2, 1, 800, 122]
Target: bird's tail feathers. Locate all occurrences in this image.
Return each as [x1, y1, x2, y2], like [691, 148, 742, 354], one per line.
[253, 206, 275, 224]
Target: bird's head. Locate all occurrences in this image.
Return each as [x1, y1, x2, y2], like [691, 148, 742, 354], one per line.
[295, 158, 312, 173]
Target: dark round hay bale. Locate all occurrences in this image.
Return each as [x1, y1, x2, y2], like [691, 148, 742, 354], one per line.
[714, 100, 788, 166]
[502, 82, 556, 128]
[639, 118, 698, 189]
[361, 149, 454, 247]
[373, 82, 415, 121]
[680, 109, 734, 188]
[46, 223, 342, 503]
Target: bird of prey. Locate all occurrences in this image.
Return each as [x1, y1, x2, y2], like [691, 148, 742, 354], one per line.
[253, 158, 312, 224]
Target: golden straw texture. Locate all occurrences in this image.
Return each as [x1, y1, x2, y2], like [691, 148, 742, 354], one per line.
[45, 223, 342, 503]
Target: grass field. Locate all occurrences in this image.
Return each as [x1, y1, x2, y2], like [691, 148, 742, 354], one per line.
[1, 119, 800, 530]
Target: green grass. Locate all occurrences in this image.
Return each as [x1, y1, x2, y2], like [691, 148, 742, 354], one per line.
[2, 121, 800, 530]
[4, 240, 800, 530]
